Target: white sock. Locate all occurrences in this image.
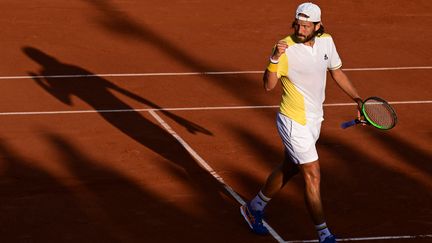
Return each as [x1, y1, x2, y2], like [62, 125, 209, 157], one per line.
[250, 191, 271, 211]
[315, 222, 332, 242]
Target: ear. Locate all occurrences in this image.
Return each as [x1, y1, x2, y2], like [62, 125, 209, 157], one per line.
[315, 23, 321, 31]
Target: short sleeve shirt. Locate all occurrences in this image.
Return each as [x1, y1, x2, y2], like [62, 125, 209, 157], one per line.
[276, 33, 342, 125]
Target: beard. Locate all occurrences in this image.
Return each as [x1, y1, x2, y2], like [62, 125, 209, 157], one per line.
[294, 31, 317, 43]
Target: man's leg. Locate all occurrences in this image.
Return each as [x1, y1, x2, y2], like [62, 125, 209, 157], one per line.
[300, 161, 336, 243]
[261, 156, 300, 198]
[250, 157, 299, 211]
[240, 156, 299, 235]
[299, 160, 325, 224]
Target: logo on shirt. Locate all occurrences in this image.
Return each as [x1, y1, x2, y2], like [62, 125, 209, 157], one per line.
[324, 54, 328, 60]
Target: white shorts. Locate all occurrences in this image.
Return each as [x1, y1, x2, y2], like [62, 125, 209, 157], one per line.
[276, 112, 322, 164]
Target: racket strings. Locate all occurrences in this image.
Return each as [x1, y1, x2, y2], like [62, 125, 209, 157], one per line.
[363, 100, 396, 129]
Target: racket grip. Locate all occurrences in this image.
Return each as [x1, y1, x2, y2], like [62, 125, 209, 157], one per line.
[341, 119, 357, 129]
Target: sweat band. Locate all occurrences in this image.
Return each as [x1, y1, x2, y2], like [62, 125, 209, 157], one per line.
[267, 63, 278, 73]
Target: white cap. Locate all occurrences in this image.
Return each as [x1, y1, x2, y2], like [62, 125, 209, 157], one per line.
[296, 2, 321, 22]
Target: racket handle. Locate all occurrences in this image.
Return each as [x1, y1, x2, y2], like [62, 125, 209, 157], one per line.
[341, 119, 357, 129]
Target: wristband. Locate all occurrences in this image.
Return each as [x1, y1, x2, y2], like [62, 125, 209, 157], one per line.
[269, 57, 279, 64]
[267, 63, 278, 73]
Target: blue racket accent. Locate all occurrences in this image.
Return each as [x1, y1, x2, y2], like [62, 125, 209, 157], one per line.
[340, 119, 358, 129]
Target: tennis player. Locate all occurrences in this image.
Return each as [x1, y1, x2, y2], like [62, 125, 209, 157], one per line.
[240, 2, 362, 243]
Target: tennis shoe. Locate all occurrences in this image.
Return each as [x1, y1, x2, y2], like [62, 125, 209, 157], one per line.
[240, 203, 269, 235]
[320, 234, 337, 243]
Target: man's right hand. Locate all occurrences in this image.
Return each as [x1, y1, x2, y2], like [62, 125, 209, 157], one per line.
[272, 40, 288, 60]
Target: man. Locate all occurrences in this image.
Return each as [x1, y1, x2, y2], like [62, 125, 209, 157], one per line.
[240, 2, 362, 243]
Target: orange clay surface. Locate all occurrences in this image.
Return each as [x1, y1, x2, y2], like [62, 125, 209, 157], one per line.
[0, 0, 431, 242]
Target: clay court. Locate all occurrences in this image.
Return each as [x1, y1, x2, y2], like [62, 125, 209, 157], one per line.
[0, 0, 431, 242]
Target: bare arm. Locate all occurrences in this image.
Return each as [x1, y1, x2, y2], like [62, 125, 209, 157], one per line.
[329, 68, 363, 109]
[263, 69, 279, 91]
[263, 40, 288, 91]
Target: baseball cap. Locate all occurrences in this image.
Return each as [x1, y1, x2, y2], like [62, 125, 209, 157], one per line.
[296, 2, 321, 22]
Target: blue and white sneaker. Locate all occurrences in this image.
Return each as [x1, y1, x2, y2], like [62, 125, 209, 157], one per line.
[320, 234, 337, 243]
[240, 203, 269, 235]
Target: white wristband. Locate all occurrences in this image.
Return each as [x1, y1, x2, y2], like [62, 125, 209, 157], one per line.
[269, 57, 279, 64]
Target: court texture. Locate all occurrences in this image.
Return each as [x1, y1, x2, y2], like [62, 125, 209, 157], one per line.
[0, 0, 431, 242]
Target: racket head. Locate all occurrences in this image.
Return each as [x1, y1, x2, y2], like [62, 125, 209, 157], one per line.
[361, 97, 397, 130]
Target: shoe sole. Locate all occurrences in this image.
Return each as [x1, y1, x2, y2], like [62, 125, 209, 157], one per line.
[240, 205, 254, 230]
[240, 205, 269, 235]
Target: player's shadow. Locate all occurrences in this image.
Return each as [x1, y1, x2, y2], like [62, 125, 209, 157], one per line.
[23, 46, 211, 135]
[22, 46, 225, 196]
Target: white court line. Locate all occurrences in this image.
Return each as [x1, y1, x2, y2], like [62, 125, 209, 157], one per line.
[0, 71, 262, 80]
[0, 100, 431, 116]
[148, 110, 286, 243]
[0, 66, 432, 80]
[342, 66, 432, 71]
[285, 234, 432, 242]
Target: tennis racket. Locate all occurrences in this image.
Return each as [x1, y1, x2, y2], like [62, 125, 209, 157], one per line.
[341, 97, 397, 130]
